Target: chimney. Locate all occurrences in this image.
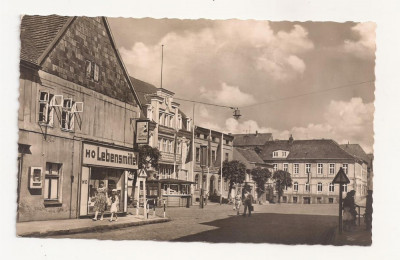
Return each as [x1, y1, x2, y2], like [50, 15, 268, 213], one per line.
[289, 134, 294, 144]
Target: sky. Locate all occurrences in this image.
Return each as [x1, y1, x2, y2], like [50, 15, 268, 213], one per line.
[108, 18, 375, 153]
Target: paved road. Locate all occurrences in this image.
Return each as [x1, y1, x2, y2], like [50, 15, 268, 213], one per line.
[52, 203, 339, 244]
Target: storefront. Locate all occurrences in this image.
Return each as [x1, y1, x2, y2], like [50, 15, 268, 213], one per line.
[79, 143, 138, 217]
[147, 179, 194, 207]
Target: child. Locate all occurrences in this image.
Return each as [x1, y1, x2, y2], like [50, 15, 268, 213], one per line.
[109, 189, 119, 222]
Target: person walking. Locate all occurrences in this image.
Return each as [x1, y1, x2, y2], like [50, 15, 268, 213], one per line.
[92, 181, 107, 221]
[233, 193, 242, 215]
[243, 191, 253, 217]
[342, 190, 357, 231]
[109, 189, 119, 222]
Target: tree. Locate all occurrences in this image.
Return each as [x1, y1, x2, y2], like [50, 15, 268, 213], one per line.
[131, 145, 160, 204]
[250, 167, 272, 203]
[222, 160, 246, 199]
[272, 170, 293, 203]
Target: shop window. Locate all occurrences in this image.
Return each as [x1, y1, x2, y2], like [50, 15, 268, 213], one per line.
[44, 163, 62, 202]
[61, 98, 74, 131]
[38, 91, 55, 126]
[293, 197, 298, 203]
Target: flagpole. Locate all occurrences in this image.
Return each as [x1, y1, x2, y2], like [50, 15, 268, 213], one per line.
[220, 133, 223, 205]
[160, 45, 164, 89]
[192, 103, 195, 203]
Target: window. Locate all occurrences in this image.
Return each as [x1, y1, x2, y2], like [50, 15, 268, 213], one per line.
[305, 183, 310, 192]
[44, 163, 61, 201]
[305, 163, 311, 174]
[170, 115, 174, 128]
[317, 197, 322, 204]
[329, 164, 335, 175]
[164, 114, 169, 127]
[283, 163, 288, 172]
[212, 150, 216, 162]
[158, 138, 162, 151]
[293, 197, 298, 203]
[38, 91, 54, 126]
[273, 151, 278, 157]
[273, 164, 278, 172]
[342, 184, 348, 192]
[329, 198, 334, 203]
[294, 164, 299, 174]
[177, 142, 181, 154]
[61, 98, 74, 131]
[293, 182, 298, 191]
[196, 148, 200, 162]
[282, 151, 287, 157]
[163, 140, 167, 152]
[195, 174, 199, 189]
[343, 164, 348, 174]
[317, 163, 323, 174]
[86, 61, 100, 82]
[159, 111, 164, 125]
[329, 183, 335, 192]
[168, 140, 173, 153]
[317, 182, 323, 192]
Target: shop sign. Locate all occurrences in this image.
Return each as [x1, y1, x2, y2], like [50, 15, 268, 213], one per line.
[83, 144, 138, 169]
[135, 120, 149, 144]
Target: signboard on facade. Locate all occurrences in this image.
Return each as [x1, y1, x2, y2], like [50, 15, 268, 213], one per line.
[135, 120, 149, 144]
[83, 143, 138, 169]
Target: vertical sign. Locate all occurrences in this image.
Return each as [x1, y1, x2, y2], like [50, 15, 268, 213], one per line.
[136, 120, 150, 144]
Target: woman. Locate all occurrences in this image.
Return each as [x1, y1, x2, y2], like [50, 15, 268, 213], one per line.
[233, 193, 242, 215]
[92, 181, 107, 221]
[243, 191, 253, 217]
[342, 190, 357, 231]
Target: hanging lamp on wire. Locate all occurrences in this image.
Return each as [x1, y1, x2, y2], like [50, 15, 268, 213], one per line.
[232, 107, 241, 120]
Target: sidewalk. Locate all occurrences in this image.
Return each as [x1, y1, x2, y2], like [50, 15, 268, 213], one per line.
[332, 223, 372, 246]
[17, 213, 170, 237]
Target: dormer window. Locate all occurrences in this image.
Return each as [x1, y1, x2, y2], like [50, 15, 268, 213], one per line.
[272, 150, 289, 158]
[273, 151, 278, 157]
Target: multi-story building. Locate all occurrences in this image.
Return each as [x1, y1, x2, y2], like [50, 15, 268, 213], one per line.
[259, 136, 369, 204]
[192, 126, 234, 203]
[132, 78, 194, 206]
[18, 16, 142, 221]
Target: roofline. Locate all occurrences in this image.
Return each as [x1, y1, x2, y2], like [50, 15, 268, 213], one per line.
[103, 17, 142, 110]
[37, 16, 76, 65]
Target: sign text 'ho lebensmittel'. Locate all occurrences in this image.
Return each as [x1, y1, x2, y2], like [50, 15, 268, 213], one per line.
[83, 143, 138, 170]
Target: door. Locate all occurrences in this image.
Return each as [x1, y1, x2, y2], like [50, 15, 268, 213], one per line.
[79, 166, 90, 216]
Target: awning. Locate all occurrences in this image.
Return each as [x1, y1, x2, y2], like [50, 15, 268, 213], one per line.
[147, 179, 195, 185]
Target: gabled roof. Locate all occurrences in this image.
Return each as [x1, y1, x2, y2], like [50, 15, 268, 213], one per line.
[130, 77, 158, 105]
[20, 15, 72, 64]
[340, 144, 370, 165]
[233, 133, 273, 146]
[234, 147, 265, 164]
[260, 139, 355, 161]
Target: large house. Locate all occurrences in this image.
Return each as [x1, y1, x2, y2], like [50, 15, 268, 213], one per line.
[18, 16, 142, 221]
[259, 136, 369, 204]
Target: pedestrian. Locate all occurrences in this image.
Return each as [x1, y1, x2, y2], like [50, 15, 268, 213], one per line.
[109, 189, 119, 222]
[342, 190, 357, 231]
[243, 191, 253, 217]
[233, 193, 242, 215]
[92, 181, 107, 221]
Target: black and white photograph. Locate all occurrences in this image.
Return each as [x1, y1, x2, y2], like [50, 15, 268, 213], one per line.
[2, 0, 400, 259]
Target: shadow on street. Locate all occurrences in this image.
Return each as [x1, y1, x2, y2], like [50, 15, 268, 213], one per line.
[172, 213, 337, 244]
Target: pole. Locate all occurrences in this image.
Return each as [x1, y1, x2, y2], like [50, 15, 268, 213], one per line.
[153, 199, 156, 217]
[192, 103, 195, 207]
[339, 184, 343, 234]
[200, 166, 204, 209]
[163, 200, 166, 218]
[160, 45, 164, 89]
[220, 133, 223, 205]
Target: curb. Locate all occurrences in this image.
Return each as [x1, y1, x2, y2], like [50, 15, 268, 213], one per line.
[18, 217, 171, 237]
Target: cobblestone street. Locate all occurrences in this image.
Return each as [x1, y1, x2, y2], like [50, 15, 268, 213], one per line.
[50, 203, 351, 244]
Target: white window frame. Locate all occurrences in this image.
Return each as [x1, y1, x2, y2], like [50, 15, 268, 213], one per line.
[293, 182, 299, 192]
[305, 163, 311, 174]
[38, 91, 55, 127]
[343, 163, 348, 174]
[317, 182, 323, 192]
[317, 163, 323, 174]
[273, 151, 278, 158]
[273, 164, 278, 172]
[329, 183, 335, 192]
[342, 184, 348, 192]
[282, 151, 287, 157]
[44, 162, 62, 202]
[283, 163, 288, 172]
[61, 98, 74, 131]
[294, 164, 299, 174]
[329, 164, 335, 175]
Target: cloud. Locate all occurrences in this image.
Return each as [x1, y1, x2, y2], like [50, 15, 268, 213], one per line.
[343, 22, 376, 59]
[200, 82, 256, 107]
[119, 20, 314, 91]
[220, 97, 374, 153]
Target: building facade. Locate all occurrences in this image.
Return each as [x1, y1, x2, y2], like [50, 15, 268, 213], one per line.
[18, 16, 141, 221]
[259, 137, 368, 204]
